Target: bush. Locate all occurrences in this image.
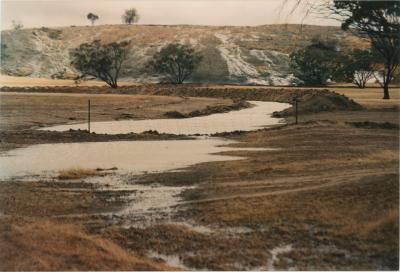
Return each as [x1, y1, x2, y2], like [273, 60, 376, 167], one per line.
[290, 38, 344, 85]
[48, 29, 62, 40]
[147, 43, 203, 84]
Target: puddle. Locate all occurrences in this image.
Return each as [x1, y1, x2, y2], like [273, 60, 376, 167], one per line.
[266, 244, 293, 271]
[115, 183, 194, 215]
[148, 251, 190, 270]
[0, 138, 269, 179]
[41, 101, 290, 135]
[67, 175, 194, 219]
[172, 222, 215, 234]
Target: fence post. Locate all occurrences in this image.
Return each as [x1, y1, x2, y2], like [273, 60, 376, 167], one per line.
[295, 97, 298, 125]
[88, 99, 91, 133]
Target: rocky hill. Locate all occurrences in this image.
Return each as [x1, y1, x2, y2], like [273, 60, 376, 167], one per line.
[0, 24, 366, 85]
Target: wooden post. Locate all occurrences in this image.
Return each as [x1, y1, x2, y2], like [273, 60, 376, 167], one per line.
[295, 97, 298, 125]
[88, 99, 91, 133]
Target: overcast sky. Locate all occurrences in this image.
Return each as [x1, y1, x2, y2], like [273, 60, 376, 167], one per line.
[1, 0, 338, 30]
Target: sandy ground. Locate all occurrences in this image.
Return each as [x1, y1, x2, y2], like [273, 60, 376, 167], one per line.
[0, 84, 398, 270]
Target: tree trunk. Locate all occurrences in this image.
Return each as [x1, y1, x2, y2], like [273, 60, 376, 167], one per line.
[382, 66, 392, 99]
[383, 82, 390, 99]
[108, 81, 118, 88]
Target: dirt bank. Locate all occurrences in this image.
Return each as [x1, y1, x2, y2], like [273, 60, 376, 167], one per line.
[164, 100, 252, 118]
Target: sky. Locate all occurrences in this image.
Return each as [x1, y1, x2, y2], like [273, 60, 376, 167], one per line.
[1, 0, 338, 30]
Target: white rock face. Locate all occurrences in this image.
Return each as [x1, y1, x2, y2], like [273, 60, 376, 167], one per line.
[214, 32, 293, 85]
[1, 24, 351, 85]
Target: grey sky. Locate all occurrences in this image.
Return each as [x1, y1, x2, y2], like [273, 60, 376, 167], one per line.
[1, 0, 338, 30]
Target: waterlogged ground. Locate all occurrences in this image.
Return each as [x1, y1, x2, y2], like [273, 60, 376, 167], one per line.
[0, 99, 289, 270]
[0, 88, 398, 270]
[41, 101, 290, 135]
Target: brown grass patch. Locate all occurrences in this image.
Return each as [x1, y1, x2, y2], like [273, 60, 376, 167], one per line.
[0, 219, 173, 271]
[58, 168, 98, 179]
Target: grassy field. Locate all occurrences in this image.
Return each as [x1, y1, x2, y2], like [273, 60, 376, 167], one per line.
[0, 83, 398, 270]
[333, 87, 400, 108]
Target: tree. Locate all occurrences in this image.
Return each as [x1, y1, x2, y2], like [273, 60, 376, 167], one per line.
[87, 13, 99, 26]
[340, 49, 376, 88]
[70, 40, 129, 88]
[290, 38, 343, 85]
[122, 8, 139, 25]
[332, 1, 400, 99]
[1, 43, 8, 61]
[147, 43, 203, 84]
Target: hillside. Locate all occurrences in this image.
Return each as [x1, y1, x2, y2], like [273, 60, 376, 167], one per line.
[0, 24, 366, 85]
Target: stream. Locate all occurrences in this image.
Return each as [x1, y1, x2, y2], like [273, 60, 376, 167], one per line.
[41, 101, 290, 135]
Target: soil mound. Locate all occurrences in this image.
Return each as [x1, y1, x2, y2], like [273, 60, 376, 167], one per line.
[272, 89, 363, 117]
[164, 101, 251, 119]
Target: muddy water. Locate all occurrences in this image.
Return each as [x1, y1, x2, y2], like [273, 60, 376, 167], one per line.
[41, 101, 290, 135]
[0, 138, 269, 179]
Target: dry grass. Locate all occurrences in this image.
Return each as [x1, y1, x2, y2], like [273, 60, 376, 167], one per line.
[359, 208, 399, 238]
[0, 219, 173, 271]
[106, 223, 274, 270]
[169, 122, 398, 269]
[332, 87, 400, 109]
[108, 120, 399, 270]
[58, 168, 98, 180]
[0, 180, 129, 217]
[0, 75, 131, 87]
